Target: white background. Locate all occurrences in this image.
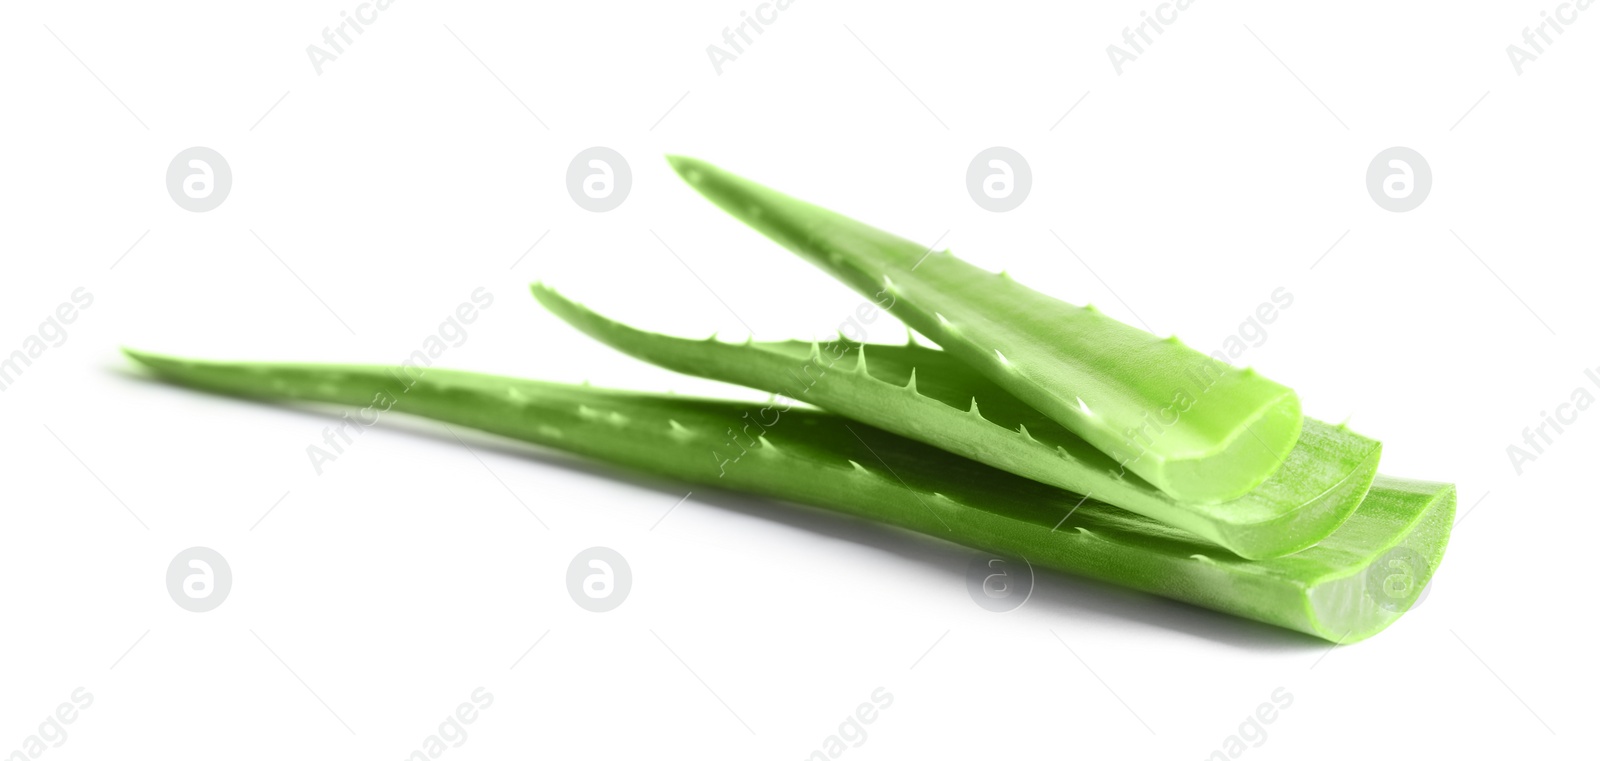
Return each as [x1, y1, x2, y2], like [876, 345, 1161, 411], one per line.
[1, 1, 1594, 758]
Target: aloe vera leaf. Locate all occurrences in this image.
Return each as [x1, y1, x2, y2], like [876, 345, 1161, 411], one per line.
[531, 284, 1378, 559]
[665, 155, 1303, 505]
[123, 350, 1450, 642]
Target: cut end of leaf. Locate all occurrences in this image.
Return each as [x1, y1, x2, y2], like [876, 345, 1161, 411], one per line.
[1304, 478, 1456, 643]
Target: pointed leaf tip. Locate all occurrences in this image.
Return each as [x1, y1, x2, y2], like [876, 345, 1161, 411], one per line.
[665, 154, 710, 185]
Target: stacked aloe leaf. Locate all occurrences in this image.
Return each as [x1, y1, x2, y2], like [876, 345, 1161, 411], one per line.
[127, 157, 1452, 642]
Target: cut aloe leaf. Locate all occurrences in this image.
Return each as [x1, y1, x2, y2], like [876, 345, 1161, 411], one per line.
[532, 284, 1378, 559]
[666, 156, 1303, 505]
[124, 350, 1450, 642]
